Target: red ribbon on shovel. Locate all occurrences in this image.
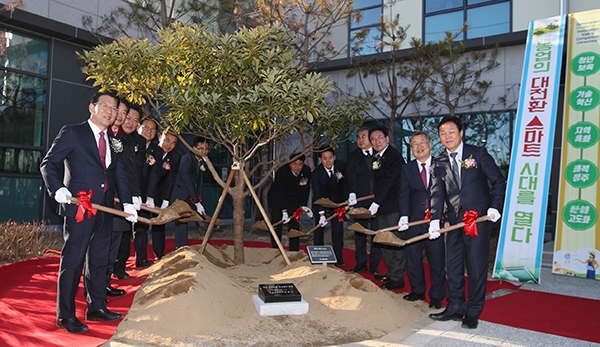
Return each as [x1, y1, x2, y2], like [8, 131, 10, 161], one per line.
[463, 210, 479, 237]
[75, 190, 97, 222]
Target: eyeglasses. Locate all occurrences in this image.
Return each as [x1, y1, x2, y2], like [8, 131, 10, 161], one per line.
[95, 102, 118, 114]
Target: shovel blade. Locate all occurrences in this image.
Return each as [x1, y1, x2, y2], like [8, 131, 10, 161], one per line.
[348, 222, 376, 235]
[288, 229, 307, 238]
[373, 231, 407, 247]
[313, 197, 342, 209]
[252, 220, 268, 230]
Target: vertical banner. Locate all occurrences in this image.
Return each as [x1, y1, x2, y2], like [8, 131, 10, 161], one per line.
[553, 9, 600, 281]
[493, 16, 565, 283]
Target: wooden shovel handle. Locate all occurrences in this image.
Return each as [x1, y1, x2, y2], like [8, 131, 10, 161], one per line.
[67, 196, 155, 224]
[403, 215, 492, 245]
[341, 194, 375, 207]
[375, 218, 431, 233]
[288, 209, 342, 238]
[115, 197, 160, 214]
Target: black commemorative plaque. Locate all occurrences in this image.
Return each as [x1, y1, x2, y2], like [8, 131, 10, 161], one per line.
[306, 245, 337, 264]
[258, 283, 302, 303]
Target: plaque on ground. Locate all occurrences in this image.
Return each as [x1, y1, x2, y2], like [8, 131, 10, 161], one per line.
[258, 283, 301, 303]
[306, 245, 338, 264]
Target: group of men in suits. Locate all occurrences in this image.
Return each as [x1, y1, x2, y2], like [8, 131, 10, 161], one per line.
[41, 91, 212, 334]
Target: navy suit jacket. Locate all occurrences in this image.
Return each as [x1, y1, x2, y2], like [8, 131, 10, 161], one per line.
[40, 121, 132, 217]
[346, 148, 375, 209]
[267, 163, 311, 212]
[399, 159, 431, 224]
[373, 145, 405, 215]
[312, 160, 348, 211]
[430, 143, 506, 228]
[171, 152, 201, 204]
[154, 151, 181, 203]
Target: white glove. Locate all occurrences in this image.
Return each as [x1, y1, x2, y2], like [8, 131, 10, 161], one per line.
[318, 214, 328, 227]
[348, 193, 357, 206]
[428, 219, 441, 240]
[282, 211, 291, 224]
[488, 208, 501, 223]
[398, 216, 409, 231]
[301, 206, 313, 219]
[124, 204, 138, 223]
[368, 202, 379, 216]
[161, 200, 169, 209]
[132, 196, 142, 211]
[54, 187, 72, 204]
[146, 197, 155, 208]
[195, 202, 205, 215]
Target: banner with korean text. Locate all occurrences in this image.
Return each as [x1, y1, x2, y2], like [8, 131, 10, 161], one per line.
[553, 9, 600, 281]
[493, 15, 566, 283]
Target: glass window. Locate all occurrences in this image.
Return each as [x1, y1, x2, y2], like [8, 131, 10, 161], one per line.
[0, 30, 48, 76]
[0, 148, 43, 174]
[426, 0, 463, 14]
[354, 0, 380, 9]
[468, 0, 492, 4]
[0, 177, 42, 222]
[351, 7, 381, 29]
[425, 11, 464, 42]
[350, 27, 381, 55]
[0, 71, 46, 146]
[467, 2, 511, 38]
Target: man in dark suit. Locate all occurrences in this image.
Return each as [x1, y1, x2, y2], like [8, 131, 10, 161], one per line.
[398, 131, 446, 309]
[113, 104, 146, 279]
[40, 91, 138, 334]
[312, 147, 347, 266]
[151, 129, 181, 259]
[368, 126, 406, 290]
[347, 126, 382, 274]
[267, 153, 312, 251]
[171, 136, 209, 249]
[134, 116, 163, 267]
[428, 116, 505, 329]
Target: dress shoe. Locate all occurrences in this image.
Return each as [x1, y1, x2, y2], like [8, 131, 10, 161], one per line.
[374, 274, 390, 282]
[403, 292, 426, 301]
[429, 298, 443, 309]
[369, 266, 380, 276]
[349, 264, 368, 273]
[135, 258, 153, 268]
[112, 269, 130, 280]
[429, 308, 463, 321]
[106, 285, 126, 297]
[57, 317, 89, 334]
[462, 315, 479, 329]
[336, 261, 346, 267]
[85, 308, 123, 321]
[381, 280, 405, 290]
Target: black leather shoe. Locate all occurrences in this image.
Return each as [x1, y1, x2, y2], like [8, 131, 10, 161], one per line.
[336, 261, 346, 267]
[403, 292, 426, 301]
[369, 266, 380, 276]
[381, 281, 405, 290]
[429, 299, 443, 309]
[57, 317, 89, 334]
[462, 315, 479, 329]
[429, 308, 463, 321]
[136, 259, 153, 268]
[349, 264, 368, 273]
[374, 274, 390, 282]
[106, 285, 126, 297]
[112, 270, 130, 280]
[86, 308, 123, 321]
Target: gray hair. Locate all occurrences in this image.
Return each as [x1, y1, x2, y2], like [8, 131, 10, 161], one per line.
[410, 131, 431, 144]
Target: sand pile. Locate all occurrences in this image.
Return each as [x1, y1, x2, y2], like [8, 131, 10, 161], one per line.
[109, 244, 429, 346]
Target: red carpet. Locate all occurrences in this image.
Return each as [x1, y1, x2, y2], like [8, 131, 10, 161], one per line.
[0, 239, 598, 346]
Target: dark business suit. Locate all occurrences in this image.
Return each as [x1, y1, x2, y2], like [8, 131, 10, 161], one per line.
[171, 152, 202, 249]
[430, 143, 506, 318]
[372, 145, 406, 282]
[152, 150, 181, 258]
[400, 158, 446, 302]
[267, 163, 311, 251]
[312, 160, 347, 263]
[347, 148, 381, 270]
[40, 121, 132, 319]
[134, 140, 162, 261]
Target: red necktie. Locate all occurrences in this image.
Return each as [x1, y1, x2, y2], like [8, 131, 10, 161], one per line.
[99, 131, 107, 192]
[421, 162, 428, 210]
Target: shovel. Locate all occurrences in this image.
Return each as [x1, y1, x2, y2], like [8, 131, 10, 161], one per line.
[313, 194, 374, 209]
[252, 209, 307, 230]
[287, 209, 344, 238]
[348, 218, 431, 236]
[67, 196, 170, 225]
[115, 198, 195, 220]
[373, 215, 493, 247]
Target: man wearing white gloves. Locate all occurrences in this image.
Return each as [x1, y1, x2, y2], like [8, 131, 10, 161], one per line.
[267, 153, 312, 251]
[398, 131, 446, 309]
[151, 129, 181, 259]
[171, 136, 211, 249]
[368, 127, 406, 290]
[428, 116, 506, 329]
[40, 91, 137, 334]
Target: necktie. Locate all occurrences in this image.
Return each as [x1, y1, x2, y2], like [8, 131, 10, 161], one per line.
[328, 169, 334, 185]
[421, 162, 429, 210]
[450, 152, 460, 188]
[99, 131, 108, 192]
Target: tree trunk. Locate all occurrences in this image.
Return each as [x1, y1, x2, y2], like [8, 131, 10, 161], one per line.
[231, 169, 246, 265]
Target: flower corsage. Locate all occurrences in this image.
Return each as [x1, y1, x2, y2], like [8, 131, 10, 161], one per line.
[299, 177, 308, 186]
[162, 159, 171, 170]
[146, 154, 156, 166]
[335, 171, 344, 182]
[460, 154, 477, 169]
[372, 160, 381, 170]
[110, 138, 123, 153]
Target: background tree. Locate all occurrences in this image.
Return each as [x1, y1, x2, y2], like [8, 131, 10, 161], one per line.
[80, 23, 366, 264]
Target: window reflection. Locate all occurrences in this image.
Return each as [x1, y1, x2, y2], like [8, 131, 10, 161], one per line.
[0, 177, 42, 222]
[0, 29, 48, 75]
